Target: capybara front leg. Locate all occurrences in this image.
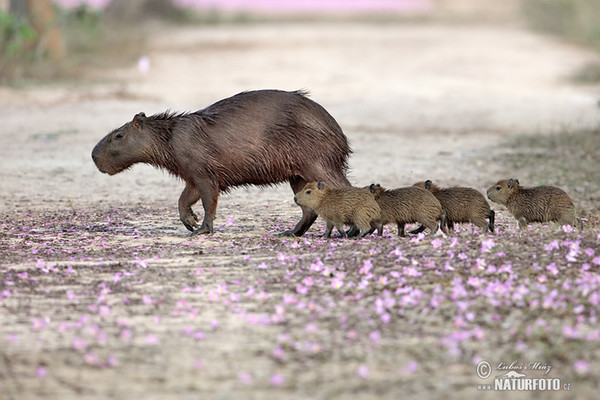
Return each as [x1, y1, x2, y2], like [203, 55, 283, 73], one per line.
[179, 183, 201, 232]
[285, 206, 318, 237]
[281, 177, 318, 236]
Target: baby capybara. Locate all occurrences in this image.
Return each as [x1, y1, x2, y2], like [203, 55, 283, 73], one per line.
[487, 178, 577, 229]
[412, 180, 495, 233]
[294, 181, 381, 238]
[369, 184, 446, 236]
[91, 90, 352, 236]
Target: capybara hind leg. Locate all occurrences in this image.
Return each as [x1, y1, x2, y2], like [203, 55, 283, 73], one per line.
[336, 225, 348, 238]
[439, 211, 447, 234]
[179, 183, 201, 232]
[324, 222, 335, 238]
[370, 220, 383, 236]
[558, 208, 577, 227]
[409, 225, 426, 235]
[191, 183, 219, 235]
[396, 222, 406, 237]
[346, 226, 360, 237]
[426, 221, 438, 236]
[488, 210, 495, 233]
[473, 218, 489, 234]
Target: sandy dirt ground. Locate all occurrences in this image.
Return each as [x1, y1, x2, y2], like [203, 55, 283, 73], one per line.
[1, 19, 600, 400]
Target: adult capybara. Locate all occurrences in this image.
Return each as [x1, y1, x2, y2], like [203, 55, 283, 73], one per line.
[92, 90, 352, 236]
[294, 181, 381, 238]
[369, 184, 446, 236]
[412, 180, 495, 233]
[487, 178, 577, 229]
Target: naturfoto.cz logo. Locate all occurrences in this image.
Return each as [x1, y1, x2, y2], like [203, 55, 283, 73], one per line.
[475, 361, 572, 392]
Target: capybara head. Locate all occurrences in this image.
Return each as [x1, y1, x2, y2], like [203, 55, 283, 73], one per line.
[92, 112, 153, 175]
[294, 181, 327, 209]
[487, 178, 519, 204]
[412, 180, 435, 190]
[368, 183, 383, 197]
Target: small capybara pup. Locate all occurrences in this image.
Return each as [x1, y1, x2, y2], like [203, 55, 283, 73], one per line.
[92, 90, 351, 236]
[487, 178, 577, 229]
[294, 181, 381, 238]
[368, 184, 446, 236]
[412, 180, 495, 233]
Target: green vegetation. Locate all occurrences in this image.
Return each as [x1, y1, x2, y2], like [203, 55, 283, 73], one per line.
[0, 11, 38, 81]
[0, 4, 142, 84]
[522, 0, 600, 83]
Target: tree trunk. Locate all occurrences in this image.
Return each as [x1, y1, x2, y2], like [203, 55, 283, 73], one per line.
[10, 0, 64, 61]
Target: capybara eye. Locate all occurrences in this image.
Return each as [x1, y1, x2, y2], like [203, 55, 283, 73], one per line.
[306, 190, 312, 194]
[496, 186, 501, 191]
[115, 132, 124, 139]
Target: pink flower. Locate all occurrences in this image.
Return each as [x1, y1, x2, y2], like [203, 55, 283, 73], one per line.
[432, 238, 443, 249]
[544, 240, 559, 252]
[270, 374, 285, 386]
[303, 276, 314, 287]
[402, 266, 421, 277]
[369, 330, 381, 344]
[36, 366, 47, 378]
[84, 352, 98, 365]
[403, 360, 420, 374]
[480, 238, 495, 253]
[145, 334, 160, 345]
[32, 318, 47, 331]
[296, 284, 308, 295]
[357, 364, 369, 379]
[120, 329, 132, 341]
[573, 360, 590, 375]
[98, 305, 110, 318]
[72, 337, 87, 351]
[546, 263, 559, 276]
[331, 277, 344, 289]
[359, 259, 373, 274]
[238, 372, 253, 384]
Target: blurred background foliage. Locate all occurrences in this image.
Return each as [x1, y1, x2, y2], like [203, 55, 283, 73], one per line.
[1, 0, 600, 84]
[521, 0, 600, 83]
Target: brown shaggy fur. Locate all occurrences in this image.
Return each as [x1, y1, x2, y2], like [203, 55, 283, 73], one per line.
[92, 90, 351, 236]
[487, 178, 576, 229]
[413, 180, 494, 233]
[294, 181, 381, 238]
[369, 184, 445, 236]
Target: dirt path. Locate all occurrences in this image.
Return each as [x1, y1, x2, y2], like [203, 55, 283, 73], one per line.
[1, 22, 598, 212]
[1, 21, 599, 400]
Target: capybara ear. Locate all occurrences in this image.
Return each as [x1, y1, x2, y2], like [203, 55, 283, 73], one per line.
[508, 178, 519, 189]
[424, 180, 432, 189]
[133, 112, 146, 129]
[369, 183, 377, 194]
[317, 181, 325, 190]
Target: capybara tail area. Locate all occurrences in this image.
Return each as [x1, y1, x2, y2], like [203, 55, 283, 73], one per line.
[557, 206, 578, 228]
[425, 220, 438, 236]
